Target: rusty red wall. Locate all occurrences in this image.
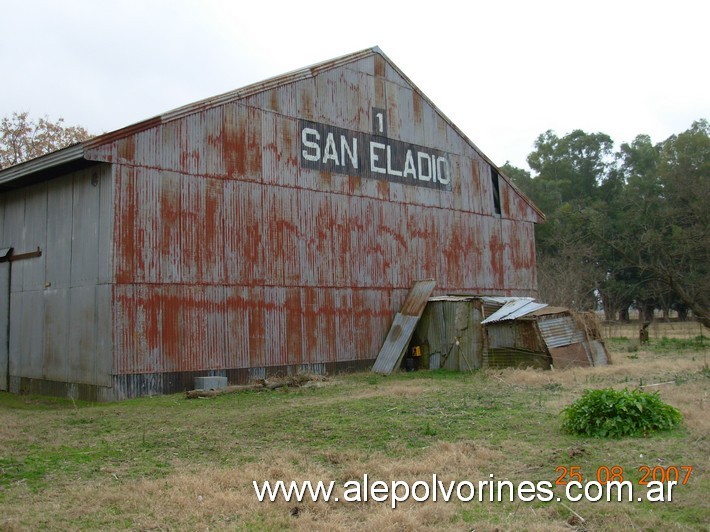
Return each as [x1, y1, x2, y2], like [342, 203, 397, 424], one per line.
[84, 50, 541, 387]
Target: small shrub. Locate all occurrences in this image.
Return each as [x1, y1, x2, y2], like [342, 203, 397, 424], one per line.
[561, 388, 682, 438]
[626, 341, 639, 353]
[423, 423, 437, 436]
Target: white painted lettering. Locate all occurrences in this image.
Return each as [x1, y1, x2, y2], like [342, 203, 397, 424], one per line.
[370, 142, 386, 174]
[302, 128, 321, 162]
[300, 120, 453, 190]
[341, 135, 358, 169]
[403, 150, 417, 179]
[386, 145, 402, 176]
[437, 157, 450, 185]
[418, 152, 432, 181]
[323, 133, 339, 164]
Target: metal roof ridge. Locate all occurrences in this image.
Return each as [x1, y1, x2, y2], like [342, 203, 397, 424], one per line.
[481, 299, 549, 324]
[84, 46, 381, 151]
[0, 143, 85, 186]
[2, 45, 545, 221]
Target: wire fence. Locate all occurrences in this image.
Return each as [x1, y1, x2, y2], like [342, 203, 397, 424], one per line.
[602, 320, 706, 341]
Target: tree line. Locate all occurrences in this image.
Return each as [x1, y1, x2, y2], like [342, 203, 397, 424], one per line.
[503, 119, 709, 328]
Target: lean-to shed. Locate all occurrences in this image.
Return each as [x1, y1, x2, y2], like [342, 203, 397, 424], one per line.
[396, 296, 609, 373]
[0, 47, 544, 400]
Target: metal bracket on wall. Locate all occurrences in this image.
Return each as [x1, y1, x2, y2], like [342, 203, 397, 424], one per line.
[0, 247, 41, 263]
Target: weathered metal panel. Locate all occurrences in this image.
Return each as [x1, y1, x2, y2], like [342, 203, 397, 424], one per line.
[485, 348, 551, 370]
[501, 219, 531, 292]
[481, 298, 546, 324]
[589, 340, 609, 366]
[486, 321, 545, 353]
[20, 184, 47, 292]
[71, 169, 101, 285]
[114, 284, 231, 375]
[484, 318, 551, 370]
[9, 290, 45, 379]
[0, 258, 9, 390]
[333, 288, 356, 362]
[66, 285, 97, 384]
[262, 113, 299, 188]
[42, 288, 70, 382]
[549, 344, 591, 369]
[414, 300, 483, 371]
[372, 280, 435, 374]
[371, 313, 420, 374]
[45, 177, 73, 288]
[97, 166, 113, 285]
[113, 284, 390, 377]
[537, 315, 586, 348]
[95, 283, 113, 385]
[263, 286, 286, 368]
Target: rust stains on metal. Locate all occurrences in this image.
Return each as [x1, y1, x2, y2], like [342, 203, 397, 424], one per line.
[0, 47, 548, 399]
[400, 279, 436, 316]
[372, 280, 436, 374]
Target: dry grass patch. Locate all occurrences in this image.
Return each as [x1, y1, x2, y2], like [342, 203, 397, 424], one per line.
[1, 323, 708, 530]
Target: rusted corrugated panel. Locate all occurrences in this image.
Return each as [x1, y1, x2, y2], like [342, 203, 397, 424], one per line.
[486, 321, 545, 353]
[484, 319, 550, 370]
[549, 344, 591, 369]
[102, 48, 540, 385]
[537, 315, 586, 348]
[400, 279, 436, 316]
[502, 219, 537, 292]
[114, 284, 232, 374]
[372, 280, 436, 374]
[371, 313, 421, 374]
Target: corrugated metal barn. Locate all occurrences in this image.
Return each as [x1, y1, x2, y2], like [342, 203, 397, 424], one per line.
[0, 47, 544, 400]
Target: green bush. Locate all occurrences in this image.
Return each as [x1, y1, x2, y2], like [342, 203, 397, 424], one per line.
[561, 388, 682, 438]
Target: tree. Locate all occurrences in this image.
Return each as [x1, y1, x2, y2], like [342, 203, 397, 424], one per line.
[526, 129, 615, 212]
[511, 130, 616, 310]
[589, 120, 710, 328]
[0, 112, 91, 169]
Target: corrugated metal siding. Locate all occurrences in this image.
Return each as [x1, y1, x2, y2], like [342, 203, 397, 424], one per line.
[549, 345, 592, 369]
[537, 314, 593, 368]
[0, 48, 543, 398]
[372, 280, 436, 374]
[411, 300, 483, 371]
[537, 315, 586, 348]
[481, 298, 546, 324]
[0, 258, 9, 390]
[114, 285, 396, 375]
[0, 166, 113, 387]
[484, 320, 550, 370]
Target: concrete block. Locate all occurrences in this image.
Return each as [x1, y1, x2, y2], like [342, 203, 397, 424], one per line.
[194, 376, 228, 390]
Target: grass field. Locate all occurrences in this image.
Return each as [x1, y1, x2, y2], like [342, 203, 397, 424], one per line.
[0, 323, 708, 530]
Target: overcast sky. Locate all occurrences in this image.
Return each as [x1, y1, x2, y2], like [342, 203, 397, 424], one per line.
[2, 0, 708, 169]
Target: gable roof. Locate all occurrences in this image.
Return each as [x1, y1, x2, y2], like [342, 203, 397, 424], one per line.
[0, 46, 544, 219]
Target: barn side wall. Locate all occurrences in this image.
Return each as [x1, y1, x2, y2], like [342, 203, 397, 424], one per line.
[0, 164, 114, 396]
[79, 53, 539, 398]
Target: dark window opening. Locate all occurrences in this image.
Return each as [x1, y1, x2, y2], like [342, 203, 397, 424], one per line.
[491, 166, 502, 215]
